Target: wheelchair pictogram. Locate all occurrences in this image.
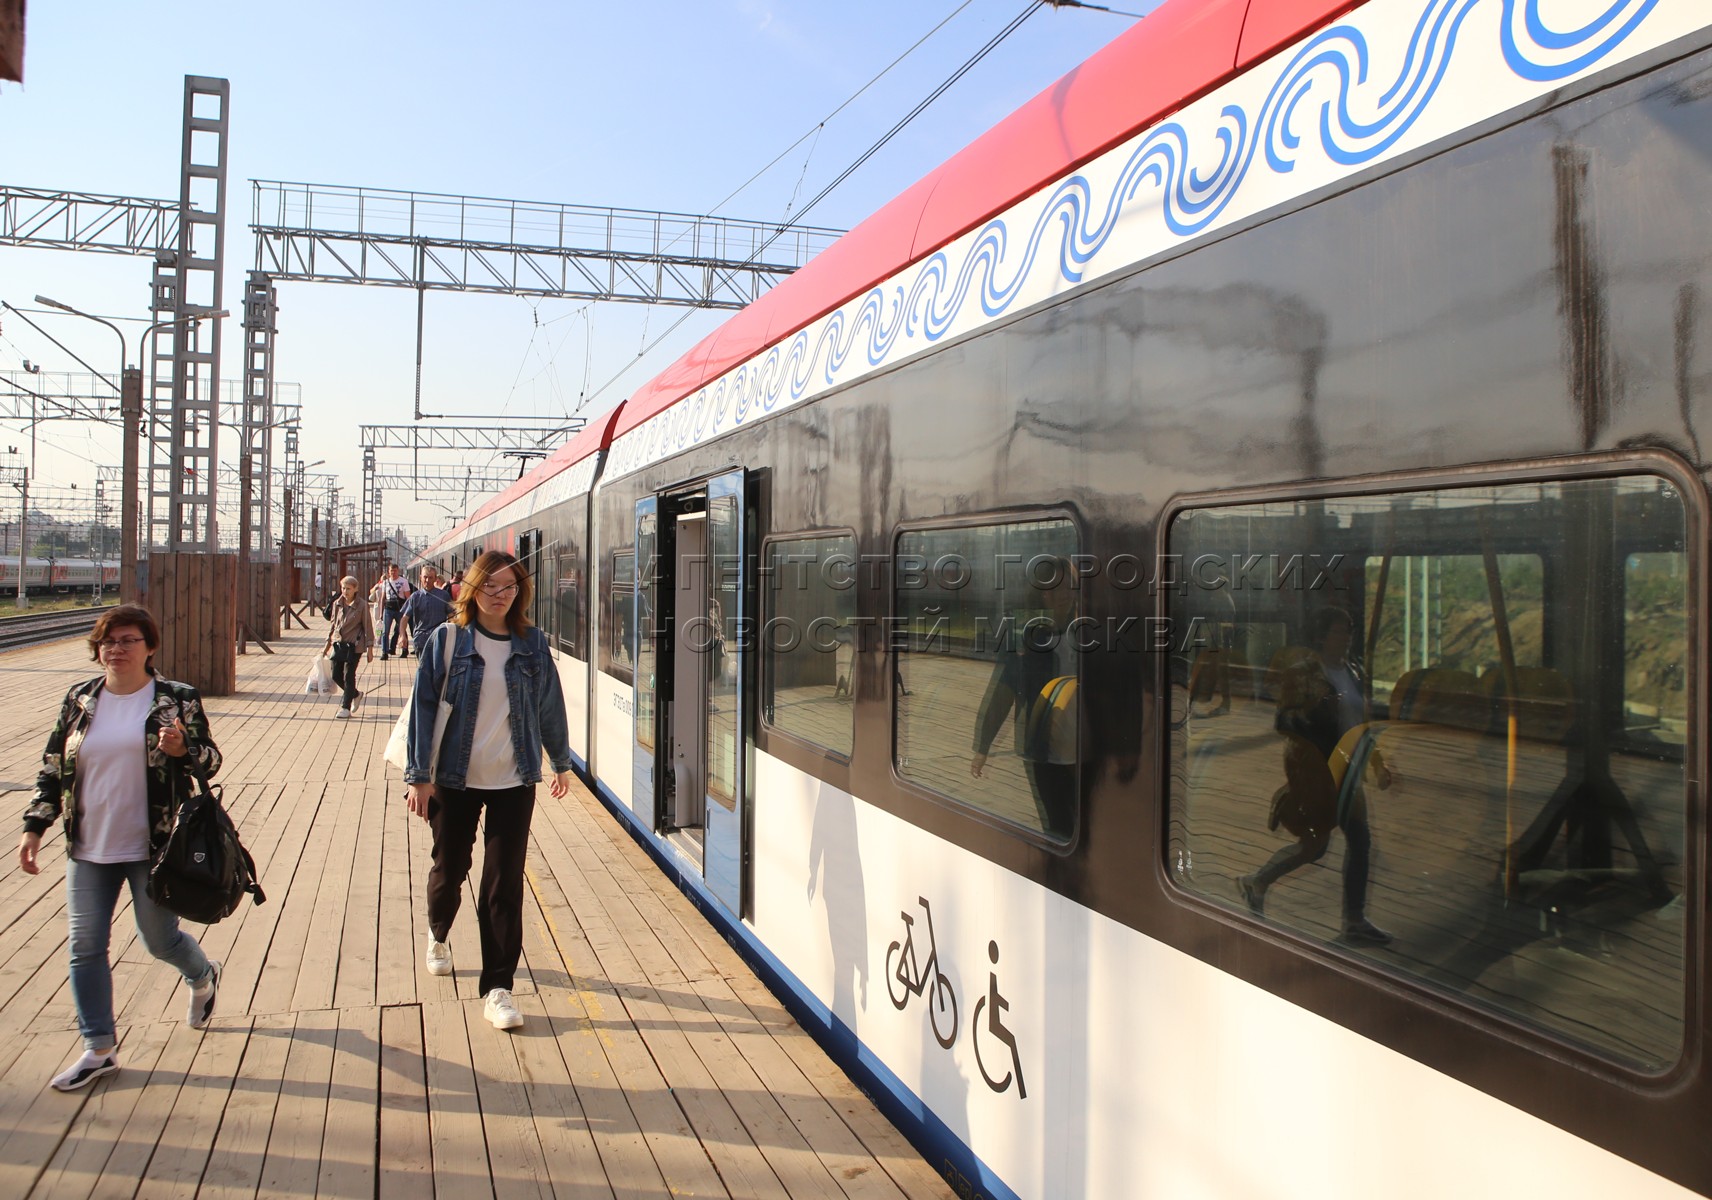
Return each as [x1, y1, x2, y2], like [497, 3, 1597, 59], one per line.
[885, 896, 959, 1049]
[972, 940, 1026, 1098]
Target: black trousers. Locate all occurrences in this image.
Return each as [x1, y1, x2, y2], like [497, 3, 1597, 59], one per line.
[426, 783, 536, 996]
[330, 641, 361, 708]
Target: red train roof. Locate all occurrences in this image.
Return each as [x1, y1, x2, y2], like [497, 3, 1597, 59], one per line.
[612, 0, 1360, 440]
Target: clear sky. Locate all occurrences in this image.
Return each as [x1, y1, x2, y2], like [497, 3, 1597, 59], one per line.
[1, 0, 1158, 547]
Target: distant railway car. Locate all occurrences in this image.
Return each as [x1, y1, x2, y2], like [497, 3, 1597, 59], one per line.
[417, 2, 1712, 1195]
[0, 558, 119, 596]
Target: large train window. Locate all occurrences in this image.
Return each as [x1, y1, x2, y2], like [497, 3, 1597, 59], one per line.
[894, 518, 1079, 843]
[763, 533, 856, 758]
[1166, 474, 1691, 1069]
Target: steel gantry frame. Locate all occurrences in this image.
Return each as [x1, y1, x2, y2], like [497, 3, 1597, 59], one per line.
[356, 421, 580, 540]
[252, 181, 842, 308]
[0, 187, 179, 254]
[0, 370, 302, 428]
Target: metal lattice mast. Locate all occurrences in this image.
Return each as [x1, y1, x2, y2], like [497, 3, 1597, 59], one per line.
[240, 270, 278, 558]
[361, 446, 376, 540]
[147, 76, 229, 553]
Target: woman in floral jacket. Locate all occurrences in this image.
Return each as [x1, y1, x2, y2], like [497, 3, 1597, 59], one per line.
[16, 604, 223, 1091]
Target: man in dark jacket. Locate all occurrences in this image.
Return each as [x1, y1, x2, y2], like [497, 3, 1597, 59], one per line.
[403, 565, 454, 657]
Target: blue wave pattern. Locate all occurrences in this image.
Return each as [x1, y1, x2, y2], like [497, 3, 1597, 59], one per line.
[613, 0, 1661, 475]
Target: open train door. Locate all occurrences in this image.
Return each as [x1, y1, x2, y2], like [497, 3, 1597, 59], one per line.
[701, 469, 748, 918]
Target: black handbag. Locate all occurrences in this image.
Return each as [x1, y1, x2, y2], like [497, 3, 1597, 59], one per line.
[147, 766, 266, 924]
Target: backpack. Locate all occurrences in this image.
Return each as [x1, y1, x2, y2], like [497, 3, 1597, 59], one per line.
[147, 768, 266, 924]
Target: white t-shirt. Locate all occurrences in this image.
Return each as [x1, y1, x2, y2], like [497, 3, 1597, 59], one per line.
[74, 684, 156, 863]
[464, 625, 522, 790]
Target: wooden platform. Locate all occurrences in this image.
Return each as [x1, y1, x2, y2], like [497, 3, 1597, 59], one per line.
[0, 626, 954, 1200]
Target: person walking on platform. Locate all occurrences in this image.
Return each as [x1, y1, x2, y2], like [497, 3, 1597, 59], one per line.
[324, 575, 374, 719]
[377, 563, 413, 659]
[17, 604, 223, 1091]
[403, 549, 572, 1032]
[403, 565, 454, 657]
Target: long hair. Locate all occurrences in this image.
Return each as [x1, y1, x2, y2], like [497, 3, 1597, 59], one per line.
[453, 549, 534, 637]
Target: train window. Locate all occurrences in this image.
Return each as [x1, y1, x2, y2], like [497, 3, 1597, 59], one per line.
[763, 533, 857, 758]
[894, 518, 1079, 843]
[607, 551, 635, 683]
[1166, 475, 1691, 1069]
[554, 549, 581, 658]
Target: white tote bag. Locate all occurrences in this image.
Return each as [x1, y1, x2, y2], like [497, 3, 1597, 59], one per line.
[306, 654, 335, 695]
[384, 624, 455, 778]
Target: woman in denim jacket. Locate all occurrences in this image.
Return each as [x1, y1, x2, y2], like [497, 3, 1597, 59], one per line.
[403, 549, 571, 1031]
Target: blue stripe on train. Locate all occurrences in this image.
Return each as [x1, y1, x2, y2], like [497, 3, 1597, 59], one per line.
[584, 771, 1020, 1200]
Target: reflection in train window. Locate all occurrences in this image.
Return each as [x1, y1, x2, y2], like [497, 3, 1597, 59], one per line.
[1167, 475, 1690, 1069]
[555, 551, 580, 658]
[894, 518, 1079, 843]
[608, 551, 635, 683]
[763, 534, 857, 757]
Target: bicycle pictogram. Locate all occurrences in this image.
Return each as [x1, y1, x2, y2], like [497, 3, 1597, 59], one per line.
[886, 896, 958, 1048]
[972, 940, 1026, 1098]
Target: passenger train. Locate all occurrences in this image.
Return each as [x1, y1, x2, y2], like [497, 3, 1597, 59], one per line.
[418, 1, 1712, 1195]
[0, 558, 119, 596]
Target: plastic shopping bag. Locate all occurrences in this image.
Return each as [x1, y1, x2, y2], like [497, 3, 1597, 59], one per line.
[306, 654, 335, 695]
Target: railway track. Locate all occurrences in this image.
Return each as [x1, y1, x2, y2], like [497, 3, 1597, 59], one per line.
[0, 605, 111, 652]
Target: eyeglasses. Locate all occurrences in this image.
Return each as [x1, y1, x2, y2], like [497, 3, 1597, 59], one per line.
[479, 582, 520, 598]
[98, 636, 147, 651]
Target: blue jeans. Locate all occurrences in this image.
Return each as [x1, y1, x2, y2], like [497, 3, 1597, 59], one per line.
[381, 606, 405, 655]
[66, 858, 212, 1050]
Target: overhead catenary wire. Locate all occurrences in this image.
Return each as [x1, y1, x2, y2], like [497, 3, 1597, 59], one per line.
[577, 0, 1052, 414]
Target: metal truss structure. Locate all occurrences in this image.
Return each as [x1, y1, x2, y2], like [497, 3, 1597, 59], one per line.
[0, 370, 302, 428]
[147, 76, 230, 553]
[0, 186, 179, 255]
[358, 422, 579, 452]
[253, 181, 842, 309]
[357, 421, 578, 540]
[369, 461, 519, 494]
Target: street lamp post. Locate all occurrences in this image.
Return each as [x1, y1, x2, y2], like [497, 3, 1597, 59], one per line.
[34, 296, 229, 603]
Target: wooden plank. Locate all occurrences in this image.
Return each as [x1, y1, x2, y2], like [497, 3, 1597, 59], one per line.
[421, 999, 492, 1200]
[332, 777, 387, 1011]
[132, 1014, 256, 1198]
[464, 1001, 555, 1200]
[196, 1012, 295, 1200]
[376, 781, 419, 1008]
[318, 1005, 380, 1200]
[256, 1006, 336, 1198]
[378, 1005, 433, 1200]
[525, 860, 727, 1199]
[0, 1028, 95, 1196]
[29, 1021, 175, 1200]
[518, 898, 669, 1200]
[84, 1022, 205, 1200]
[290, 778, 368, 1012]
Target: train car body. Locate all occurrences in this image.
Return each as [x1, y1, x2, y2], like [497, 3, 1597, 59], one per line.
[422, 2, 1712, 1195]
[0, 558, 119, 596]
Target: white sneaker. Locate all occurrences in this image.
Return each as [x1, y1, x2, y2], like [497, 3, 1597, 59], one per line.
[425, 939, 452, 976]
[483, 988, 523, 1031]
[334, 707, 351, 719]
[188, 961, 221, 1030]
[51, 1048, 119, 1091]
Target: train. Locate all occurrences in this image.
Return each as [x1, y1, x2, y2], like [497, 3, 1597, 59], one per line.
[0, 557, 120, 596]
[415, 1, 1712, 1196]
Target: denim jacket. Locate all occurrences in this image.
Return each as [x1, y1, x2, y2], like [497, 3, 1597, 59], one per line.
[404, 621, 571, 789]
[24, 676, 222, 853]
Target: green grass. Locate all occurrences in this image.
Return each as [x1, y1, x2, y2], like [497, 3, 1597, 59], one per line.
[0, 595, 107, 618]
